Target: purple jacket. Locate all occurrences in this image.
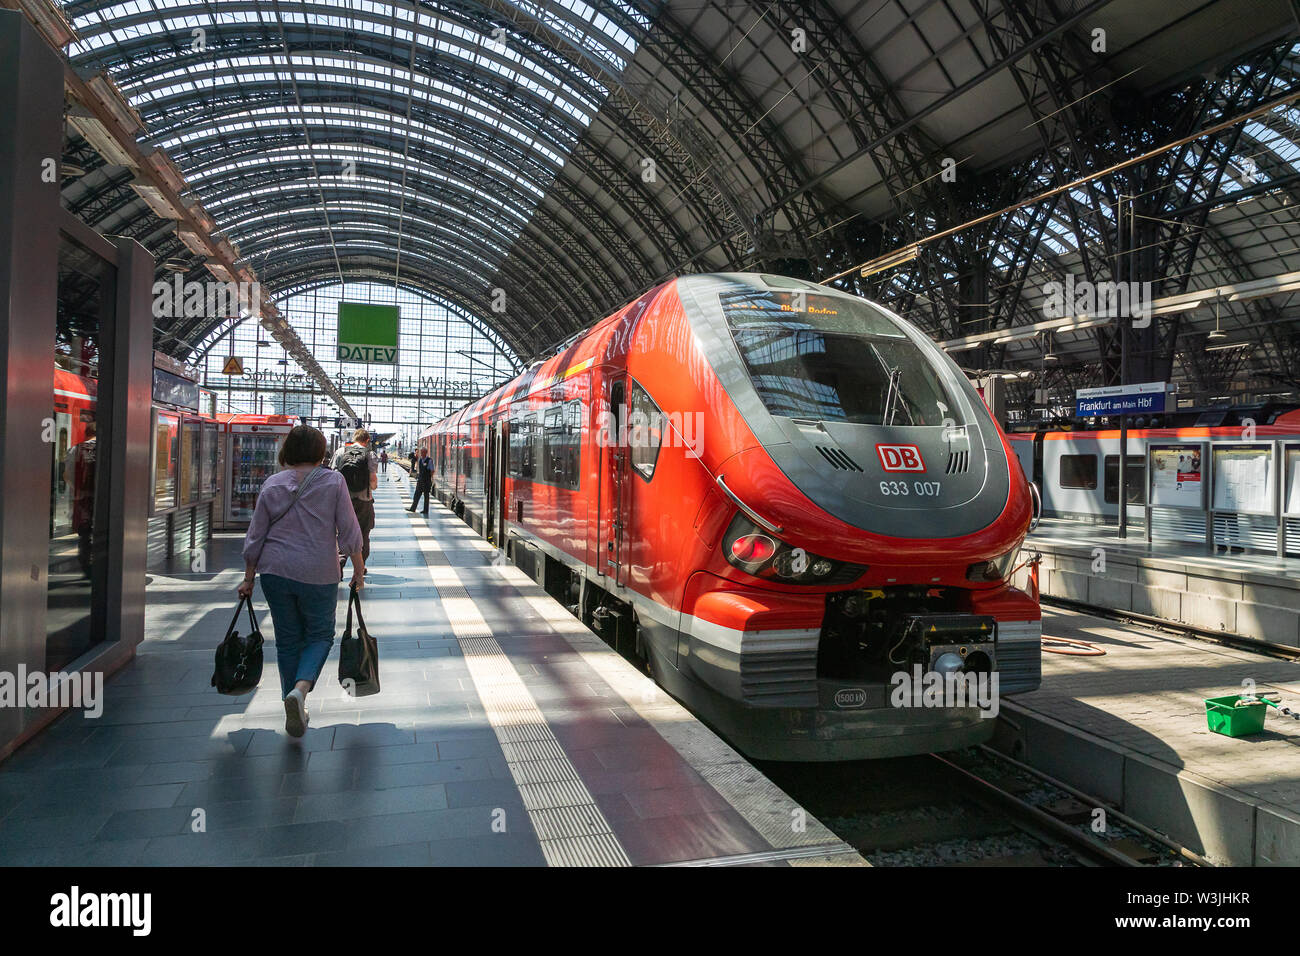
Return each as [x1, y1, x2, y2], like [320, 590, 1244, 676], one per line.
[242, 465, 363, 585]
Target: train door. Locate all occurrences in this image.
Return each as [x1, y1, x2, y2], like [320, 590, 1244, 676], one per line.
[486, 419, 506, 545]
[598, 376, 630, 586]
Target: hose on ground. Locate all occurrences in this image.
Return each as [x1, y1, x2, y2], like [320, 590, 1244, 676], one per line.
[1041, 636, 1106, 656]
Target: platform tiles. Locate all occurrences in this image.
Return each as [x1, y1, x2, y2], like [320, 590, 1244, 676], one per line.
[1016, 519, 1300, 648]
[991, 603, 1300, 865]
[0, 478, 863, 867]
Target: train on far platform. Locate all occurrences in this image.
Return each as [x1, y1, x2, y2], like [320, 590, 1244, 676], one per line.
[420, 273, 1041, 761]
[1007, 405, 1300, 525]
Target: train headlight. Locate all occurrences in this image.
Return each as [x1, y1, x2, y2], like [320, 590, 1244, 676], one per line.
[723, 514, 866, 585]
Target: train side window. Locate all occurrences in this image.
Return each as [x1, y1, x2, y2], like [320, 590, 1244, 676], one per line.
[543, 406, 564, 484]
[1104, 455, 1146, 505]
[539, 402, 580, 490]
[1059, 454, 1098, 490]
[628, 380, 664, 481]
[509, 414, 535, 479]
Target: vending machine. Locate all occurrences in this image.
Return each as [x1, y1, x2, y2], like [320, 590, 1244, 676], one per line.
[220, 414, 298, 529]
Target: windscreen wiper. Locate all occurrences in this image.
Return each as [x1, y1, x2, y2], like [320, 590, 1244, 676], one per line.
[882, 365, 902, 426]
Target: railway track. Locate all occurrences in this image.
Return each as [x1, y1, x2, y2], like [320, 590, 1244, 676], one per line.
[761, 745, 1207, 867]
[1042, 594, 1300, 663]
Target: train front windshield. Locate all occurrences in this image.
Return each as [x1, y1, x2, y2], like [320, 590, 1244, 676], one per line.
[720, 289, 961, 426]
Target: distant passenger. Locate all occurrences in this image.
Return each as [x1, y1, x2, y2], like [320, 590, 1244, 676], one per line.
[239, 425, 363, 738]
[65, 420, 97, 576]
[379, 448, 388, 475]
[409, 445, 433, 515]
[332, 428, 379, 575]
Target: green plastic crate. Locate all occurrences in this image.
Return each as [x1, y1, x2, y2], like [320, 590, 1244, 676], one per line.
[1204, 695, 1267, 737]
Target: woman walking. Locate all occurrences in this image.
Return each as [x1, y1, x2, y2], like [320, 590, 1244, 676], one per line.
[238, 425, 364, 738]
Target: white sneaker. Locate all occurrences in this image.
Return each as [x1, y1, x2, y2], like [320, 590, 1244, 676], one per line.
[284, 688, 308, 738]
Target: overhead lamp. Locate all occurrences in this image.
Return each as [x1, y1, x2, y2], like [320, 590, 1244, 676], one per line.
[131, 181, 183, 219]
[859, 244, 920, 279]
[176, 229, 213, 257]
[184, 202, 215, 232]
[143, 150, 186, 194]
[1041, 331, 1059, 365]
[17, 0, 80, 47]
[162, 258, 190, 273]
[60, 162, 86, 178]
[66, 108, 138, 168]
[206, 262, 234, 282]
[1206, 301, 1227, 342]
[1204, 341, 1251, 353]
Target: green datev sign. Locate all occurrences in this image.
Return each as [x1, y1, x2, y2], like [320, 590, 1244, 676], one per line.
[337, 302, 399, 363]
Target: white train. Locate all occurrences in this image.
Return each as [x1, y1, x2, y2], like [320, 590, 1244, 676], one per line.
[1006, 405, 1300, 528]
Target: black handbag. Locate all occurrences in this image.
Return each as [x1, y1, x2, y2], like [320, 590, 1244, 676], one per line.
[211, 596, 265, 695]
[338, 584, 380, 697]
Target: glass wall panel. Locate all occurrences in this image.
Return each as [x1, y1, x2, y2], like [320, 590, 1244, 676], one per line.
[47, 235, 115, 671]
[202, 420, 220, 496]
[181, 418, 200, 503]
[153, 410, 180, 511]
[200, 282, 521, 442]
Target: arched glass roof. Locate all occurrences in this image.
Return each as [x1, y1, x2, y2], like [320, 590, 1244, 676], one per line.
[55, 0, 1300, 406]
[62, 0, 649, 353]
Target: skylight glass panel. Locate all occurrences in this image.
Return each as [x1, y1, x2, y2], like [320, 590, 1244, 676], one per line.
[65, 0, 641, 311]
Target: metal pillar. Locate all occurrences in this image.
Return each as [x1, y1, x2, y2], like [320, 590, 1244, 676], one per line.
[1118, 195, 1135, 539]
[0, 10, 65, 759]
[0, 12, 155, 761]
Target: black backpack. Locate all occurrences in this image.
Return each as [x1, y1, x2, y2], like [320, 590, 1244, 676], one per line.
[338, 445, 369, 494]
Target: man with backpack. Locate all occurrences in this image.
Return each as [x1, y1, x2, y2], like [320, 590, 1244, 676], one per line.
[331, 428, 378, 574]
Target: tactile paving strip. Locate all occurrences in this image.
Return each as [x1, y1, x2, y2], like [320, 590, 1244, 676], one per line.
[408, 514, 631, 867]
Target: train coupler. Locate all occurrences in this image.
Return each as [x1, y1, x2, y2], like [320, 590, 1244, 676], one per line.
[896, 614, 997, 676]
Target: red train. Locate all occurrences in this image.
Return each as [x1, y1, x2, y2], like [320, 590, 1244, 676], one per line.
[51, 367, 98, 541]
[422, 273, 1040, 760]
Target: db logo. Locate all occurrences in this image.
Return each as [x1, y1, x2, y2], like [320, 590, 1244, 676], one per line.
[876, 444, 926, 473]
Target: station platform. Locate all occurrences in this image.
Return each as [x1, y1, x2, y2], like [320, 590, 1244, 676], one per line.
[992, 602, 1300, 865]
[1015, 518, 1300, 649]
[0, 475, 862, 867]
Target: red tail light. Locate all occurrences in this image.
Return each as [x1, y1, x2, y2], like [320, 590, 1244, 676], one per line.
[730, 533, 777, 563]
[722, 514, 867, 585]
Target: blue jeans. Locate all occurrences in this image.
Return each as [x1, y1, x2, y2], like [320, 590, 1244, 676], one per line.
[259, 573, 339, 698]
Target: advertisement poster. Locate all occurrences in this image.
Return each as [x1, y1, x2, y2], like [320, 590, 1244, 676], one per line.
[1149, 444, 1203, 508]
